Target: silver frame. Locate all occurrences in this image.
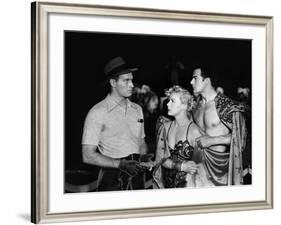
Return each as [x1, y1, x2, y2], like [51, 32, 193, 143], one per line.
[31, 1, 273, 223]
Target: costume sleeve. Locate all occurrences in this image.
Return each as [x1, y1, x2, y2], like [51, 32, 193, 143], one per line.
[228, 111, 248, 185]
[81, 108, 104, 146]
[215, 93, 248, 130]
[152, 122, 171, 188]
[215, 93, 249, 185]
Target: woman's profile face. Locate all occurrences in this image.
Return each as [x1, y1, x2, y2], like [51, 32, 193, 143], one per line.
[167, 93, 187, 117]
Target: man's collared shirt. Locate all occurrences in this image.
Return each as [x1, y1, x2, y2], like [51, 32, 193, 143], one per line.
[82, 94, 145, 158]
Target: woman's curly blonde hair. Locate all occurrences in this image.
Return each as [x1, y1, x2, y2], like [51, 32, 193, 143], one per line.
[165, 85, 196, 111]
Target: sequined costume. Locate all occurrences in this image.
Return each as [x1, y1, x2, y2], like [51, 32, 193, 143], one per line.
[153, 121, 214, 188]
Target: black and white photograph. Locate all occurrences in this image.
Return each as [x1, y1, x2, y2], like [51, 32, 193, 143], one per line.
[2, 0, 280, 224]
[64, 31, 252, 193]
[30, 2, 273, 223]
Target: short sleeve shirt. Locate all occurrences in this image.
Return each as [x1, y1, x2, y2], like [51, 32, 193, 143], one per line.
[82, 95, 145, 158]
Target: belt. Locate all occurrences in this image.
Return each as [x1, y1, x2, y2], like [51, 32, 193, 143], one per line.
[121, 154, 140, 161]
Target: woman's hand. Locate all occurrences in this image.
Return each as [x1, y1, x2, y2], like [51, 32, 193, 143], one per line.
[139, 161, 157, 171]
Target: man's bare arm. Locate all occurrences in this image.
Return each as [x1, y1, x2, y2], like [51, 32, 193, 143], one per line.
[82, 144, 120, 168]
[195, 134, 231, 152]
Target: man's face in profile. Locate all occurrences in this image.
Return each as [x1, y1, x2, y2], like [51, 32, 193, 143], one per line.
[190, 68, 207, 94]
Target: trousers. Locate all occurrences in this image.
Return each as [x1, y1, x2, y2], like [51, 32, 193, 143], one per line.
[97, 154, 145, 191]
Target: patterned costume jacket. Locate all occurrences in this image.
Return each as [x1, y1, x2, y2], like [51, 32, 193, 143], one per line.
[214, 93, 248, 185]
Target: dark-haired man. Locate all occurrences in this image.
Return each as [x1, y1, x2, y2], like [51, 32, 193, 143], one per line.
[190, 67, 248, 185]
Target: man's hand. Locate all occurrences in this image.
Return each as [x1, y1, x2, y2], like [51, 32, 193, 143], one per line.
[195, 135, 214, 148]
[139, 153, 154, 163]
[181, 161, 198, 174]
[139, 153, 154, 171]
[118, 159, 141, 176]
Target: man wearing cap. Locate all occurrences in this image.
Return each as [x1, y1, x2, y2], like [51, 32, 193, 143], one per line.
[82, 56, 152, 191]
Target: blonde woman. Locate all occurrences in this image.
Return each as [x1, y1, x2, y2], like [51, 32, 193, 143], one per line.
[152, 85, 214, 188]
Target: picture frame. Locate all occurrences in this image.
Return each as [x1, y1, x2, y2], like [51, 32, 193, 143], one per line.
[31, 1, 273, 224]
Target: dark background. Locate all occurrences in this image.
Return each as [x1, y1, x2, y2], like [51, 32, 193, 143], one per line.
[64, 31, 251, 180]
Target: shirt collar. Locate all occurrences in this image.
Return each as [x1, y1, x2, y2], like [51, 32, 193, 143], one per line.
[105, 94, 137, 112]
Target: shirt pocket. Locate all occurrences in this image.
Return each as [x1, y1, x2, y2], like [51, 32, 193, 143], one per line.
[127, 113, 144, 139]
